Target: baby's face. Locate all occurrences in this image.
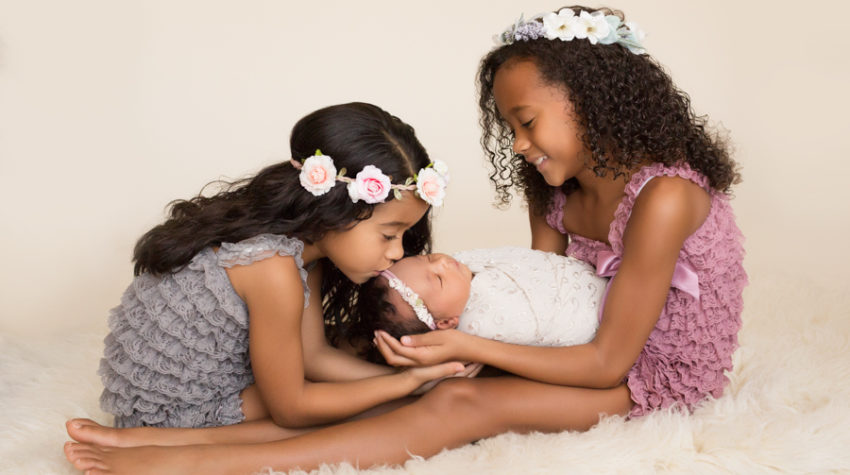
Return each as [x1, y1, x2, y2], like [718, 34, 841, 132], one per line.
[388, 253, 473, 323]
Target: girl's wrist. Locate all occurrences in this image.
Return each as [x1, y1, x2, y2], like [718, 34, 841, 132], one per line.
[454, 331, 482, 363]
[398, 368, 426, 394]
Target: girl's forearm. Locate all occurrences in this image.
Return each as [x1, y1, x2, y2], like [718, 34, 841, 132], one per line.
[271, 372, 418, 427]
[306, 346, 394, 382]
[463, 336, 619, 388]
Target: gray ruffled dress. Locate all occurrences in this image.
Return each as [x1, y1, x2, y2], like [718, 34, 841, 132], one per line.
[98, 234, 310, 428]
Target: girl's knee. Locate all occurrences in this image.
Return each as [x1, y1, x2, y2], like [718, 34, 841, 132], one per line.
[419, 379, 485, 417]
[417, 379, 512, 436]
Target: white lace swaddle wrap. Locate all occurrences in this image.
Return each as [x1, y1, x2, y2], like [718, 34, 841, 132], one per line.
[452, 247, 606, 347]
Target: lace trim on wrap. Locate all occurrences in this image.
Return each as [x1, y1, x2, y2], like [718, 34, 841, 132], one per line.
[216, 234, 311, 308]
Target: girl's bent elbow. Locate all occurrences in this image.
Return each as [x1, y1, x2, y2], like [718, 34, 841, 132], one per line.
[597, 371, 628, 389]
[269, 409, 311, 429]
[590, 345, 632, 388]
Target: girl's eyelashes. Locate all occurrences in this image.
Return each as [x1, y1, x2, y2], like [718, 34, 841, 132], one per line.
[382, 234, 398, 241]
[520, 118, 534, 128]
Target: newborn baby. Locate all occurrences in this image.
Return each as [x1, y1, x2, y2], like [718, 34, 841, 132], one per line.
[372, 247, 607, 347]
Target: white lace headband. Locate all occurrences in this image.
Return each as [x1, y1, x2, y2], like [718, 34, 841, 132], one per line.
[290, 150, 449, 206]
[380, 270, 436, 330]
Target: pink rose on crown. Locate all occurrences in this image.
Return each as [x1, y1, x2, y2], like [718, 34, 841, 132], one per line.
[416, 168, 447, 206]
[299, 154, 337, 196]
[347, 165, 391, 204]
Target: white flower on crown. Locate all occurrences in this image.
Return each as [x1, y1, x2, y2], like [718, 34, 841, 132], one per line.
[432, 159, 450, 184]
[299, 153, 337, 196]
[347, 165, 392, 204]
[542, 8, 579, 41]
[495, 9, 646, 55]
[416, 167, 447, 207]
[576, 10, 611, 44]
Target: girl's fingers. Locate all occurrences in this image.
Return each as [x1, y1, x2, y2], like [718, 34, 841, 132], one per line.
[426, 362, 466, 379]
[374, 332, 417, 366]
[375, 330, 402, 347]
[377, 331, 428, 361]
[399, 330, 445, 347]
[459, 362, 484, 378]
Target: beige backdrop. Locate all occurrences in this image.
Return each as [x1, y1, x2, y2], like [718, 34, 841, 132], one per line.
[1, 0, 848, 337]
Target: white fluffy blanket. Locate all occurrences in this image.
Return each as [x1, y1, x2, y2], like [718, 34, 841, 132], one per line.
[2, 269, 849, 475]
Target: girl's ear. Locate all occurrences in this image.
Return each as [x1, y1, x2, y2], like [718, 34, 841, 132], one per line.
[435, 316, 459, 330]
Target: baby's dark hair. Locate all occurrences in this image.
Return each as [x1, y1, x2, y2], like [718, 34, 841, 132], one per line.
[478, 5, 740, 215]
[131, 102, 433, 348]
[356, 277, 430, 361]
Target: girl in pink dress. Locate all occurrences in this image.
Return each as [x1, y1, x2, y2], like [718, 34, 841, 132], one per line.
[64, 6, 746, 473]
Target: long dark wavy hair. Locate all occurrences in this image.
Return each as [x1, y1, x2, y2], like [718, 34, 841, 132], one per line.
[478, 5, 740, 216]
[132, 102, 433, 347]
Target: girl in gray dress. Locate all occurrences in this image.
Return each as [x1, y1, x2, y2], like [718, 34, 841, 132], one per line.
[94, 102, 459, 428]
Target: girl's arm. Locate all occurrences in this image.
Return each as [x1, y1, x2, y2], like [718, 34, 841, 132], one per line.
[228, 256, 463, 428]
[378, 177, 710, 389]
[529, 209, 568, 255]
[299, 265, 394, 382]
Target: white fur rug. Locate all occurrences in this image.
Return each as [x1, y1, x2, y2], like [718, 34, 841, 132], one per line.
[2, 268, 849, 475]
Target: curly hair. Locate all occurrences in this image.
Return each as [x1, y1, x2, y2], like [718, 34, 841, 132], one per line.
[478, 5, 740, 216]
[131, 102, 433, 349]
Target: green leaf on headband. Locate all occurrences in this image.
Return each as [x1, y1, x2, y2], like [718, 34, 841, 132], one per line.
[404, 177, 414, 186]
[393, 189, 402, 201]
[337, 167, 347, 177]
[314, 149, 322, 156]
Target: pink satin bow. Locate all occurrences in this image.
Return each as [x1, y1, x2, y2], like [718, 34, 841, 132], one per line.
[594, 250, 700, 320]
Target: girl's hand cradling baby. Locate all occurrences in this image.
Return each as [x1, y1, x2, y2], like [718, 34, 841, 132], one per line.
[410, 362, 484, 395]
[375, 329, 471, 367]
[405, 363, 484, 396]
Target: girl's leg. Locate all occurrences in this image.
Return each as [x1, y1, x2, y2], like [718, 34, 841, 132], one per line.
[66, 396, 418, 448]
[65, 377, 632, 474]
[65, 418, 308, 448]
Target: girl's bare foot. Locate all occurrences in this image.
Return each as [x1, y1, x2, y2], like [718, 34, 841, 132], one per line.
[66, 416, 318, 450]
[65, 419, 172, 448]
[64, 441, 226, 475]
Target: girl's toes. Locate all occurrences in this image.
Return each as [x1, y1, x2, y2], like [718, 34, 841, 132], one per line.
[65, 443, 100, 462]
[64, 441, 83, 458]
[73, 456, 106, 471]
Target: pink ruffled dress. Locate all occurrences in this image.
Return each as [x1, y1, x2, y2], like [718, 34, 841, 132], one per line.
[546, 162, 747, 417]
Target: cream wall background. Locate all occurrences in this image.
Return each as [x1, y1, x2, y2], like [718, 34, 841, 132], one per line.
[1, 0, 848, 337]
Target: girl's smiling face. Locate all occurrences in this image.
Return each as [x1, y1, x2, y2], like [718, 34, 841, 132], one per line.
[387, 253, 472, 322]
[492, 59, 589, 187]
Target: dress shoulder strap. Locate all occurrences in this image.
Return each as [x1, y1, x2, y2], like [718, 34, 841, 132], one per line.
[609, 162, 711, 254]
[216, 234, 310, 305]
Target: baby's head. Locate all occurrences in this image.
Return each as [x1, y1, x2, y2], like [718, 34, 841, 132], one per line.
[368, 253, 473, 339]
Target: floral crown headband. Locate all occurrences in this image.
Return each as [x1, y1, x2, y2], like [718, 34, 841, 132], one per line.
[495, 8, 646, 55]
[290, 150, 449, 207]
[380, 269, 436, 330]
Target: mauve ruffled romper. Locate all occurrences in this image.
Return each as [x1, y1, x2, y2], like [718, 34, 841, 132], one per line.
[98, 234, 309, 427]
[546, 162, 747, 417]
